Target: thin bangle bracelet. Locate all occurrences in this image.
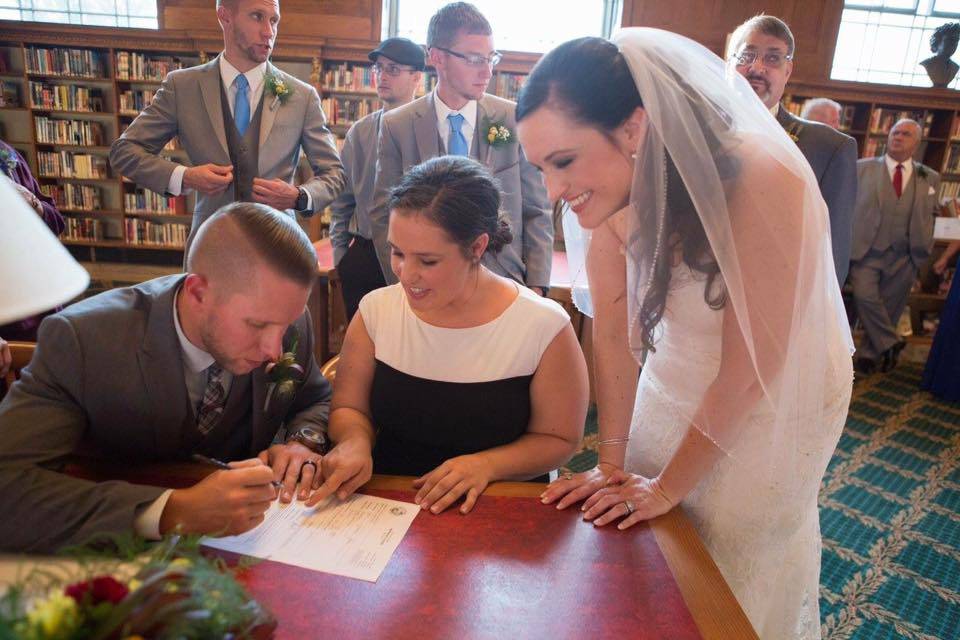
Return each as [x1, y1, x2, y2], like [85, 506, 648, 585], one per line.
[597, 436, 630, 446]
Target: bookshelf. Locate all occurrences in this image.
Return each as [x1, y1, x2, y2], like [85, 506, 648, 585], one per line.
[783, 81, 960, 202]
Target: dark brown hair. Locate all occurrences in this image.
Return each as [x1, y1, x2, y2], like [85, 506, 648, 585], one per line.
[427, 2, 492, 49]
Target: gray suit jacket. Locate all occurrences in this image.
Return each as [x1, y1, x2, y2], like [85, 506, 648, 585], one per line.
[329, 109, 383, 265]
[110, 56, 344, 241]
[0, 275, 332, 552]
[851, 157, 940, 270]
[777, 107, 858, 283]
[370, 92, 554, 288]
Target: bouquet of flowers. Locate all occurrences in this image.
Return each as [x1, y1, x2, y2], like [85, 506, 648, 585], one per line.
[0, 535, 276, 639]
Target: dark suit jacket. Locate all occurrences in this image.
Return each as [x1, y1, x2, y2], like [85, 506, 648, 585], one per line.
[0, 275, 331, 552]
[777, 107, 858, 284]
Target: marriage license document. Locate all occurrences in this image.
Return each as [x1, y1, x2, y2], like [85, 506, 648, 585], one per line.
[203, 494, 419, 582]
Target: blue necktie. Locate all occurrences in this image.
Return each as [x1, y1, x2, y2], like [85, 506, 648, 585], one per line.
[447, 113, 468, 156]
[234, 74, 250, 136]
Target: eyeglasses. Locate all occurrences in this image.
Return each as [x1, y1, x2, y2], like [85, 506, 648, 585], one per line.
[731, 50, 793, 69]
[434, 46, 502, 67]
[372, 63, 417, 77]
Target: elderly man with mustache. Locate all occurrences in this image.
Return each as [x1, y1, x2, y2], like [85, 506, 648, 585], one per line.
[728, 14, 858, 286]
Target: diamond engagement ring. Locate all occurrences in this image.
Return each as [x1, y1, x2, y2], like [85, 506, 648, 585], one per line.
[624, 500, 635, 515]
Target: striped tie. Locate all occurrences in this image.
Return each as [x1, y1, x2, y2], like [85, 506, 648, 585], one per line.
[197, 363, 226, 436]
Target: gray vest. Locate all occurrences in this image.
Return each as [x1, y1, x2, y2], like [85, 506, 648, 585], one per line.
[182, 373, 255, 460]
[220, 81, 264, 203]
[872, 170, 916, 253]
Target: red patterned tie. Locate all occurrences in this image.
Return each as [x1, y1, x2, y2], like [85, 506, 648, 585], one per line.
[893, 164, 903, 199]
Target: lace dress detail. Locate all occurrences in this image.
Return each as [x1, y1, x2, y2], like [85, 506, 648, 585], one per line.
[626, 265, 851, 640]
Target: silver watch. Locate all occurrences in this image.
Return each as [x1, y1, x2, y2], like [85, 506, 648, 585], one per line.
[287, 426, 327, 454]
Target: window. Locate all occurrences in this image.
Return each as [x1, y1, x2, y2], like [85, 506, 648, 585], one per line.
[832, 0, 960, 88]
[382, 0, 622, 53]
[0, 0, 158, 29]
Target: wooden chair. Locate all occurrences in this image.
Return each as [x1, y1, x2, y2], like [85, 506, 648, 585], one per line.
[319, 354, 340, 386]
[1, 341, 36, 400]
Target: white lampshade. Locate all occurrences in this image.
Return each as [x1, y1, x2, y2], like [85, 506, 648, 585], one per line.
[0, 174, 89, 325]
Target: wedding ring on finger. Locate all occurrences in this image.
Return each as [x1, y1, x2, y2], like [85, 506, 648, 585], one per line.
[300, 459, 318, 476]
[561, 472, 574, 481]
[623, 500, 635, 515]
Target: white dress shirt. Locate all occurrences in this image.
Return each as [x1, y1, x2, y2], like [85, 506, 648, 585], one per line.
[167, 55, 268, 196]
[434, 91, 478, 156]
[133, 287, 235, 539]
[885, 154, 914, 186]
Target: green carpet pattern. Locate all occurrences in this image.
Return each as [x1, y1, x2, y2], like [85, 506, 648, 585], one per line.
[561, 363, 960, 638]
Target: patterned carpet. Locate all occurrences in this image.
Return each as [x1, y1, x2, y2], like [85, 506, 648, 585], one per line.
[562, 362, 960, 638]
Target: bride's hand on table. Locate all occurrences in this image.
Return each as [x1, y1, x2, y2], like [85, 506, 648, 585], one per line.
[540, 462, 622, 510]
[581, 470, 676, 530]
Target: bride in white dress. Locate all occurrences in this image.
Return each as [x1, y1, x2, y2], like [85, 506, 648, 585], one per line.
[517, 29, 854, 639]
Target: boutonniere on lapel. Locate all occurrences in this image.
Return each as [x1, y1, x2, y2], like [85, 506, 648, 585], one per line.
[482, 119, 516, 167]
[263, 328, 304, 414]
[0, 147, 17, 177]
[917, 165, 929, 180]
[785, 121, 803, 145]
[264, 71, 293, 111]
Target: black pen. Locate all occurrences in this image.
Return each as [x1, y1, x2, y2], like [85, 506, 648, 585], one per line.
[191, 453, 283, 489]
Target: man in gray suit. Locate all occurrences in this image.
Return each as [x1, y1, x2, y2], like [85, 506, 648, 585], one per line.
[850, 119, 940, 374]
[330, 38, 425, 321]
[110, 0, 344, 249]
[0, 203, 335, 552]
[370, 2, 553, 293]
[729, 15, 858, 284]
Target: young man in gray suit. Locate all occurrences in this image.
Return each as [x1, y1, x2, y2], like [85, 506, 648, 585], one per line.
[0, 203, 334, 552]
[110, 0, 344, 249]
[329, 38, 425, 321]
[729, 15, 858, 285]
[370, 2, 553, 294]
[850, 120, 940, 374]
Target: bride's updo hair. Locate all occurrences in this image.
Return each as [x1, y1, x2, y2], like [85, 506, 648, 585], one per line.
[388, 155, 513, 258]
[517, 36, 726, 352]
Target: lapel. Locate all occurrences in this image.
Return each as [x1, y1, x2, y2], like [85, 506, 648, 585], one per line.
[775, 104, 792, 130]
[414, 93, 441, 162]
[199, 56, 230, 160]
[137, 275, 191, 458]
[258, 62, 280, 156]
[910, 163, 926, 218]
[476, 95, 495, 166]
[873, 157, 888, 210]
[250, 366, 273, 453]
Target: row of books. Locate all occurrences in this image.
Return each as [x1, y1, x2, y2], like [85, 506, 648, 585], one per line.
[41, 183, 102, 210]
[945, 144, 960, 174]
[492, 73, 526, 102]
[321, 97, 377, 126]
[26, 47, 105, 78]
[29, 81, 105, 112]
[0, 81, 20, 108]
[863, 137, 887, 157]
[115, 52, 185, 82]
[63, 217, 104, 242]
[320, 62, 436, 95]
[939, 181, 960, 199]
[125, 219, 187, 247]
[124, 189, 185, 214]
[37, 151, 109, 179]
[118, 88, 158, 114]
[952, 118, 960, 141]
[34, 117, 105, 146]
[869, 108, 934, 136]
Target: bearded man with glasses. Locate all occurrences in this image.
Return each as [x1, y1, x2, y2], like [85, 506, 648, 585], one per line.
[369, 2, 553, 297]
[329, 38, 425, 320]
[729, 14, 858, 286]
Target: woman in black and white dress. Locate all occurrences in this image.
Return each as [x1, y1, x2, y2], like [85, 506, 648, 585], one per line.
[311, 155, 589, 515]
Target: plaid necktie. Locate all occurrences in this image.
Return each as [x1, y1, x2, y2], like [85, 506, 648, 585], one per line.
[893, 163, 903, 199]
[196, 363, 226, 436]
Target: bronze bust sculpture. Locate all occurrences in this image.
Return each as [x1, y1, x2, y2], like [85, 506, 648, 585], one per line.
[920, 22, 960, 88]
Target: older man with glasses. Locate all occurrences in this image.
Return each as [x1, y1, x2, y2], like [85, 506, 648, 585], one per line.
[729, 14, 858, 286]
[329, 37, 425, 320]
[369, 2, 553, 297]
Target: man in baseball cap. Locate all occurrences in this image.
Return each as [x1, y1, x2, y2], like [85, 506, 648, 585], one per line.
[329, 37, 426, 319]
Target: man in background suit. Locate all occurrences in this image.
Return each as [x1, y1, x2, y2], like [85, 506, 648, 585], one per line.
[801, 98, 842, 130]
[729, 15, 858, 285]
[110, 0, 344, 250]
[330, 38, 424, 321]
[0, 203, 334, 552]
[850, 119, 940, 374]
[370, 2, 553, 293]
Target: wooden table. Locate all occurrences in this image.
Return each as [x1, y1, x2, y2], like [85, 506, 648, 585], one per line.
[59, 462, 756, 639]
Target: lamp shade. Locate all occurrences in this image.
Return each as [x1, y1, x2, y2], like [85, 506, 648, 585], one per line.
[0, 175, 89, 325]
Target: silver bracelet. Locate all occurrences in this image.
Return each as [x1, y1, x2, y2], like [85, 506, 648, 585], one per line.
[597, 436, 630, 446]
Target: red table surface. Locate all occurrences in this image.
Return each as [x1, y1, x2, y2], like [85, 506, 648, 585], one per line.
[222, 488, 701, 640]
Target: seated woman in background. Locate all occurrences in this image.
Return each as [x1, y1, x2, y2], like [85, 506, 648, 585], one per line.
[317, 155, 589, 515]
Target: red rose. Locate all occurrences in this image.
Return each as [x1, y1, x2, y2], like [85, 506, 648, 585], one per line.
[65, 575, 129, 605]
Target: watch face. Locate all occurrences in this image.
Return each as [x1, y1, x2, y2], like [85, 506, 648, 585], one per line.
[298, 427, 325, 447]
